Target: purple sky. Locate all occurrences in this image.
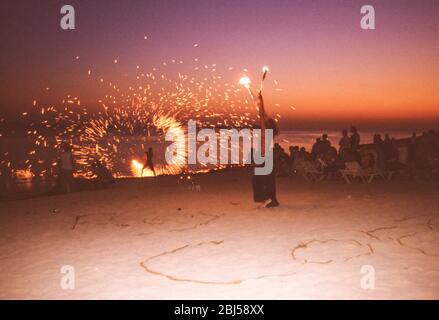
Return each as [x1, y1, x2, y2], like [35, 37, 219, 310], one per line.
[1, 0, 439, 129]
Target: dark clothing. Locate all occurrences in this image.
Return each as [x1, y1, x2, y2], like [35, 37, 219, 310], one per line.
[252, 171, 277, 203]
[252, 174, 268, 202]
[350, 132, 360, 150]
[321, 139, 331, 155]
[265, 171, 277, 201]
[143, 149, 156, 176]
[146, 150, 154, 166]
[251, 148, 279, 204]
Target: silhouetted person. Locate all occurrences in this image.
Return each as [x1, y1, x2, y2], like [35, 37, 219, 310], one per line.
[59, 142, 75, 193]
[289, 146, 295, 164]
[299, 147, 308, 160]
[339, 129, 350, 156]
[321, 133, 331, 154]
[383, 134, 398, 165]
[289, 146, 299, 173]
[373, 134, 386, 170]
[322, 146, 339, 179]
[349, 126, 361, 161]
[142, 147, 156, 176]
[350, 126, 360, 150]
[252, 91, 279, 208]
[275, 143, 290, 176]
[311, 138, 322, 160]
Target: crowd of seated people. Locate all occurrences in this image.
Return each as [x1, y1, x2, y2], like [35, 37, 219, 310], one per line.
[407, 131, 439, 180]
[277, 127, 439, 181]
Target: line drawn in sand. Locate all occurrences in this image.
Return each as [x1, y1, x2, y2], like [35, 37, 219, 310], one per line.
[359, 226, 399, 241]
[359, 216, 439, 259]
[397, 232, 439, 259]
[140, 240, 296, 285]
[70, 210, 222, 233]
[71, 213, 131, 231]
[291, 239, 374, 264]
[142, 212, 222, 232]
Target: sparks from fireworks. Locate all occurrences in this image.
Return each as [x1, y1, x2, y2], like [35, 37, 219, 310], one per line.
[2, 44, 283, 181]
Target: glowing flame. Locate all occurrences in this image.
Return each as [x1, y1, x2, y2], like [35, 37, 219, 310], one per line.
[14, 169, 35, 180]
[239, 76, 251, 88]
[131, 159, 143, 177]
[130, 115, 187, 178]
[131, 159, 153, 177]
[262, 66, 270, 73]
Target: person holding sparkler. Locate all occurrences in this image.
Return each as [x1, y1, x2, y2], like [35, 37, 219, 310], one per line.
[256, 89, 280, 208]
[242, 67, 280, 207]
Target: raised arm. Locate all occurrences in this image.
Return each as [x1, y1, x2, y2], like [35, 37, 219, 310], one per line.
[258, 91, 267, 156]
[258, 91, 266, 129]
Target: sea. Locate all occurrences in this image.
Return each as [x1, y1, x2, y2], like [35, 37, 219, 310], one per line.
[0, 129, 413, 199]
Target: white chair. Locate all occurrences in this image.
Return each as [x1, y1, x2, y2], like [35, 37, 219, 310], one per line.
[294, 160, 325, 182]
[340, 162, 378, 184]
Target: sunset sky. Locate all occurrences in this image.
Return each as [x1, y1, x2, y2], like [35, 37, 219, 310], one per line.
[1, 0, 439, 129]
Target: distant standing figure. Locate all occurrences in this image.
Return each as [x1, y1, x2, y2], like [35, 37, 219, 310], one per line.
[311, 138, 322, 160]
[373, 134, 386, 170]
[350, 126, 360, 151]
[321, 133, 331, 155]
[142, 147, 156, 176]
[339, 129, 351, 155]
[288, 146, 299, 173]
[59, 143, 75, 193]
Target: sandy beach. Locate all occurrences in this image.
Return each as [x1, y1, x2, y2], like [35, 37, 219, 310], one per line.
[0, 169, 438, 300]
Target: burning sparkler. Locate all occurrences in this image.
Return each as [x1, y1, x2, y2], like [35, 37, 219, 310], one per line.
[239, 66, 270, 109]
[239, 76, 251, 88]
[260, 66, 269, 91]
[239, 76, 255, 101]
